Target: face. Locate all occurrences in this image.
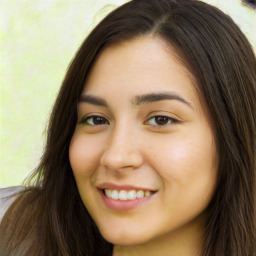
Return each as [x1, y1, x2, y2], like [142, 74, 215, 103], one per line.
[69, 37, 218, 247]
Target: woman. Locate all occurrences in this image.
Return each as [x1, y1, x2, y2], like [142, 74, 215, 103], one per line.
[0, 0, 255, 255]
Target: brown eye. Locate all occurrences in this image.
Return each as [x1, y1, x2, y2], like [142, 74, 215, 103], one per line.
[147, 116, 177, 126]
[82, 116, 109, 125]
[155, 116, 170, 125]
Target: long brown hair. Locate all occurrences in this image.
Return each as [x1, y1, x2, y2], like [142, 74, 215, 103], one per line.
[1, 0, 255, 255]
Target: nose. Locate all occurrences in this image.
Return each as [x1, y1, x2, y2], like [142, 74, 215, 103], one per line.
[100, 125, 144, 171]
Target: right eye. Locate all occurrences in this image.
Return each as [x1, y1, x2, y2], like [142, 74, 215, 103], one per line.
[80, 115, 109, 126]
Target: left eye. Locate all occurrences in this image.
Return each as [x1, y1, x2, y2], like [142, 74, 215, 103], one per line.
[146, 116, 175, 126]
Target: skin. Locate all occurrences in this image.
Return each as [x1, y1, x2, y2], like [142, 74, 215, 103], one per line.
[69, 36, 218, 256]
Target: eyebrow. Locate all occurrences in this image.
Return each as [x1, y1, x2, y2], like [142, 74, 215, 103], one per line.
[79, 92, 194, 110]
[132, 92, 194, 110]
[79, 94, 108, 107]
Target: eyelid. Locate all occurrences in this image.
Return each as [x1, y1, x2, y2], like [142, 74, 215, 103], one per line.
[145, 115, 179, 126]
[143, 110, 183, 130]
[146, 110, 182, 121]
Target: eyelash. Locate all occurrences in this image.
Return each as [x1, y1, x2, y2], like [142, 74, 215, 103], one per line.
[79, 115, 179, 127]
[145, 115, 179, 127]
[79, 115, 109, 125]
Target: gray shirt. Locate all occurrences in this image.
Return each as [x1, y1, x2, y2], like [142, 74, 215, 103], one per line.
[0, 186, 25, 223]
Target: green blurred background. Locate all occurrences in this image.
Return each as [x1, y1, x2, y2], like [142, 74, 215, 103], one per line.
[1, 0, 255, 187]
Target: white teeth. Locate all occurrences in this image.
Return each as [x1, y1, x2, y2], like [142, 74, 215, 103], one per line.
[104, 189, 153, 200]
[111, 190, 119, 200]
[105, 189, 112, 197]
[127, 190, 136, 200]
[118, 190, 128, 200]
[136, 190, 144, 198]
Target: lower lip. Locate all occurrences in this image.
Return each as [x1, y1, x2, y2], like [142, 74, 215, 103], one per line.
[99, 189, 156, 211]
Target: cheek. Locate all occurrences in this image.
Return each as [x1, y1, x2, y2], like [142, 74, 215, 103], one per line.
[150, 133, 217, 222]
[69, 133, 102, 177]
[171, 139, 215, 176]
[69, 133, 104, 207]
[148, 130, 217, 191]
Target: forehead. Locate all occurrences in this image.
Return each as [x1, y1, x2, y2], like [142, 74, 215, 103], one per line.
[82, 36, 199, 109]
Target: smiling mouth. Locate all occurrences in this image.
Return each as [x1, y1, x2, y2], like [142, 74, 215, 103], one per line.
[103, 189, 155, 201]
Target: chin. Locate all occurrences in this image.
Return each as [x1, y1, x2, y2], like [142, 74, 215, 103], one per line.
[100, 229, 151, 247]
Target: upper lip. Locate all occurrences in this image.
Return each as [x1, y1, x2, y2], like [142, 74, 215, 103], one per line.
[97, 182, 157, 191]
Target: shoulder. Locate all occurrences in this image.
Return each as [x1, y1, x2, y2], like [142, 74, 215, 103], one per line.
[0, 186, 42, 256]
[0, 186, 25, 223]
